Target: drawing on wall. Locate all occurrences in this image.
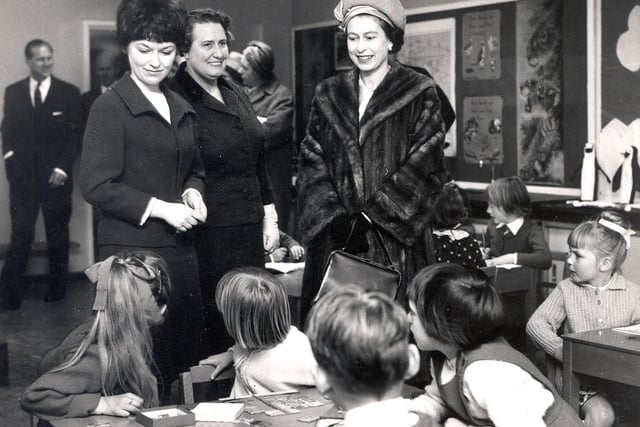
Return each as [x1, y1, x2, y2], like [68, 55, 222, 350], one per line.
[396, 18, 456, 156]
[462, 10, 501, 80]
[515, 0, 563, 184]
[462, 96, 503, 166]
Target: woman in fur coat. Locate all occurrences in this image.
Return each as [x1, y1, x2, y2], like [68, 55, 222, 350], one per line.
[297, 0, 448, 321]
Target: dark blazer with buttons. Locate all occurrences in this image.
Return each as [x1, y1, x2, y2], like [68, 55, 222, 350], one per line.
[169, 63, 274, 228]
[486, 218, 552, 269]
[1, 76, 82, 191]
[80, 73, 205, 248]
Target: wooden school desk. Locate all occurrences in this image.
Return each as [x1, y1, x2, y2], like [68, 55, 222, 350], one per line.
[562, 327, 640, 412]
[48, 385, 423, 427]
[483, 265, 538, 358]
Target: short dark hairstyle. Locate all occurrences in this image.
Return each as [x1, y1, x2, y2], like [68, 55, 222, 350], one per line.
[243, 40, 275, 81]
[407, 263, 505, 350]
[432, 182, 469, 229]
[25, 39, 53, 59]
[375, 16, 404, 53]
[486, 176, 531, 217]
[306, 286, 410, 398]
[116, 0, 187, 49]
[183, 8, 234, 55]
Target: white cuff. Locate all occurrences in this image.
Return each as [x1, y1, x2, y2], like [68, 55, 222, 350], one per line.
[182, 187, 202, 201]
[3, 150, 14, 160]
[140, 197, 157, 226]
[53, 168, 68, 178]
[263, 203, 278, 221]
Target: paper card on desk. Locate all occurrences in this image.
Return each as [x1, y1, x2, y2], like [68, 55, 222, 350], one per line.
[613, 324, 640, 336]
[496, 263, 521, 270]
[266, 262, 305, 274]
[191, 402, 245, 422]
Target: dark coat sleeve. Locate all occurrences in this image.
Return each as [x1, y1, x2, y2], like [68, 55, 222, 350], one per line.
[363, 86, 447, 245]
[80, 94, 152, 224]
[21, 323, 102, 420]
[296, 99, 349, 244]
[518, 221, 552, 269]
[53, 81, 83, 174]
[260, 86, 294, 152]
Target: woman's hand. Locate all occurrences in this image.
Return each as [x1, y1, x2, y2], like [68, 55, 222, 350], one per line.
[151, 200, 201, 232]
[91, 392, 143, 417]
[263, 204, 279, 253]
[182, 189, 207, 223]
[199, 350, 234, 379]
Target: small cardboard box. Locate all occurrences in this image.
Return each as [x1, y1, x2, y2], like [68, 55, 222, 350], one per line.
[136, 405, 195, 427]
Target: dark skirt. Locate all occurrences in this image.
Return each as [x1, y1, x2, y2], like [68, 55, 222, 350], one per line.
[99, 233, 206, 394]
[194, 222, 264, 354]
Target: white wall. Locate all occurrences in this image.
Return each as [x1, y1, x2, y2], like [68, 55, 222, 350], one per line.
[0, 0, 120, 273]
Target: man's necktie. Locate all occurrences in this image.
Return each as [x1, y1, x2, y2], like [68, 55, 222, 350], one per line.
[34, 82, 43, 113]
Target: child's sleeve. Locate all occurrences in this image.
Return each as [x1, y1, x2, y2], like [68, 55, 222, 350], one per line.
[21, 348, 103, 420]
[516, 223, 552, 269]
[526, 285, 567, 361]
[464, 360, 553, 427]
[409, 361, 447, 422]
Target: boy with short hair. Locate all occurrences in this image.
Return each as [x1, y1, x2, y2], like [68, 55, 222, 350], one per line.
[305, 286, 420, 427]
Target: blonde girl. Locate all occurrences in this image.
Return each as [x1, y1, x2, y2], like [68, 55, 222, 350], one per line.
[200, 267, 316, 398]
[527, 210, 640, 426]
[22, 252, 170, 421]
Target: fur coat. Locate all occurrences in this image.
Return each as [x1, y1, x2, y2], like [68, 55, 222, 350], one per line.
[297, 62, 447, 314]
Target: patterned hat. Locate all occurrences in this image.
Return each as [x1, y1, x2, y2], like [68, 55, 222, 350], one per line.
[334, 0, 406, 31]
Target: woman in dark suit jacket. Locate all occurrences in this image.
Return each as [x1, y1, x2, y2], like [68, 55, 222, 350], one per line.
[240, 41, 295, 231]
[169, 8, 278, 354]
[80, 0, 207, 397]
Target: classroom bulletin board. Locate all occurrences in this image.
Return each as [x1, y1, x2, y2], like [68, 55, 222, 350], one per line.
[293, 0, 589, 189]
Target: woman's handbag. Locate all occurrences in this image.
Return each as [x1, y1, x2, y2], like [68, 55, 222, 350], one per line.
[314, 216, 401, 302]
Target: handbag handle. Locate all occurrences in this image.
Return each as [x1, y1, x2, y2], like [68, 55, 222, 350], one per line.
[343, 213, 394, 266]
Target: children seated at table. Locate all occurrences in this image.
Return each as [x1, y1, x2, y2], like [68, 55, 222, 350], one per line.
[527, 210, 640, 427]
[265, 229, 305, 263]
[21, 252, 169, 421]
[199, 267, 316, 398]
[432, 182, 485, 269]
[484, 176, 552, 269]
[408, 263, 582, 426]
[306, 286, 421, 427]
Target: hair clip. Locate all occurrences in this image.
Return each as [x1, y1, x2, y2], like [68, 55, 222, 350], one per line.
[598, 218, 635, 249]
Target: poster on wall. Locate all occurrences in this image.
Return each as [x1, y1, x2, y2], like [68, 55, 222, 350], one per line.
[396, 18, 456, 156]
[462, 96, 503, 166]
[515, 0, 564, 184]
[462, 9, 501, 80]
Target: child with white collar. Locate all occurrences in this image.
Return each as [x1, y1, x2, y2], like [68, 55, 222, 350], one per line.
[484, 176, 552, 269]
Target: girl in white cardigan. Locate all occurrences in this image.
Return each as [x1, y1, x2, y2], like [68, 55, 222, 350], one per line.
[199, 267, 317, 397]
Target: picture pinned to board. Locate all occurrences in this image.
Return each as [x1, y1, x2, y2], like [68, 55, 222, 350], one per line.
[396, 17, 456, 156]
[515, 0, 563, 185]
[463, 96, 503, 171]
[462, 9, 501, 80]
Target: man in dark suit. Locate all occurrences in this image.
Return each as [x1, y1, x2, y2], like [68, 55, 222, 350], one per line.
[81, 49, 122, 125]
[0, 39, 82, 310]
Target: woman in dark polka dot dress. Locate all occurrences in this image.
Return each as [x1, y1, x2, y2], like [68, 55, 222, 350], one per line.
[432, 183, 485, 269]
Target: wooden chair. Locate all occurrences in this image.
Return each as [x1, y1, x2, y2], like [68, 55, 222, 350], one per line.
[179, 364, 235, 404]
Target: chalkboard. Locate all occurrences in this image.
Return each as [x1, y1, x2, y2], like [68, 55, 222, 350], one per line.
[293, 0, 587, 188]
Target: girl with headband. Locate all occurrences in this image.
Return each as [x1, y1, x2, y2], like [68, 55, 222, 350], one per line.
[21, 252, 169, 421]
[527, 210, 640, 426]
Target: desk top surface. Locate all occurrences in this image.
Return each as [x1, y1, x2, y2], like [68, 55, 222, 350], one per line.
[563, 327, 640, 354]
[49, 386, 423, 427]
